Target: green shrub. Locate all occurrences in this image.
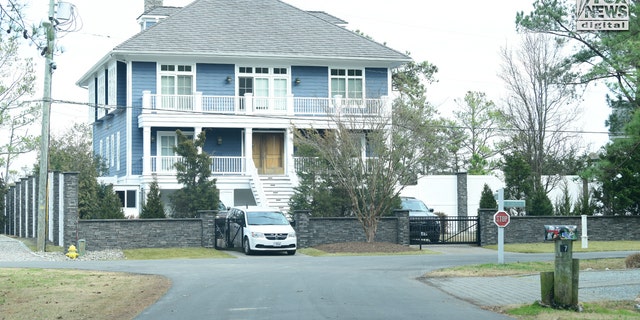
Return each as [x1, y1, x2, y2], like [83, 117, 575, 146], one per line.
[479, 184, 497, 209]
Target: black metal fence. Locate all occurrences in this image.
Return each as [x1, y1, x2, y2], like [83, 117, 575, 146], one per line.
[410, 216, 479, 245]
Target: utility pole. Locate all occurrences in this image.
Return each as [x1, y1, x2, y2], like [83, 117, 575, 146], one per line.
[37, 0, 56, 252]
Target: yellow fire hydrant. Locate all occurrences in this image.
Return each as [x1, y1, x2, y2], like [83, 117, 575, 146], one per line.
[66, 245, 79, 259]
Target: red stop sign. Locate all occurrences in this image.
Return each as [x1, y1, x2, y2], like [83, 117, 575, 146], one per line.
[493, 211, 510, 227]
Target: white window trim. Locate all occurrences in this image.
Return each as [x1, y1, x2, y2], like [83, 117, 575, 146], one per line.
[116, 131, 120, 171]
[236, 66, 290, 97]
[107, 62, 117, 110]
[157, 63, 195, 95]
[97, 72, 106, 117]
[329, 67, 365, 99]
[99, 139, 103, 164]
[105, 137, 110, 167]
[109, 134, 114, 168]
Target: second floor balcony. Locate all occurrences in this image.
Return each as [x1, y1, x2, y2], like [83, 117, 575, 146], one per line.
[141, 91, 390, 118]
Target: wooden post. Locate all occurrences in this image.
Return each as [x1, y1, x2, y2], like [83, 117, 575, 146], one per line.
[571, 258, 580, 306]
[554, 239, 575, 307]
[540, 271, 554, 306]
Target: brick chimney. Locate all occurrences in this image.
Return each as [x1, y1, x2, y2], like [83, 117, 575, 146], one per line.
[144, 0, 163, 13]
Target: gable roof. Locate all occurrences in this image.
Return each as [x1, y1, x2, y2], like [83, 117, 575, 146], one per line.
[115, 0, 410, 62]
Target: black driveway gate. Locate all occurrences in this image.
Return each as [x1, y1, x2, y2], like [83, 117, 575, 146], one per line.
[409, 215, 479, 245]
[214, 216, 242, 249]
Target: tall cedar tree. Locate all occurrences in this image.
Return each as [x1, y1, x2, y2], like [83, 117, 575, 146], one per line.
[170, 130, 219, 218]
[141, 177, 166, 218]
[594, 110, 640, 215]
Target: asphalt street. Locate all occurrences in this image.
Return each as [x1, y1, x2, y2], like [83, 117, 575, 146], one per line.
[1, 243, 637, 320]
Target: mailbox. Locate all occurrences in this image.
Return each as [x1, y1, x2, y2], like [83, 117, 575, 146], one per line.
[544, 225, 578, 241]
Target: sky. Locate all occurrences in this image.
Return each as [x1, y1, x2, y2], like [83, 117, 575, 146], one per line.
[20, 0, 611, 152]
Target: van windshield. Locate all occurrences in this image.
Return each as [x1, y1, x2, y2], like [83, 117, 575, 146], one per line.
[246, 211, 289, 225]
[402, 199, 429, 212]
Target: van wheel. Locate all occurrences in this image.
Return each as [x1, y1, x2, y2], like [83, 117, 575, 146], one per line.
[243, 237, 253, 255]
[287, 250, 296, 255]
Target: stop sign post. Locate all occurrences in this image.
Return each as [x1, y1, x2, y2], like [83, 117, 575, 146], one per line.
[494, 210, 510, 264]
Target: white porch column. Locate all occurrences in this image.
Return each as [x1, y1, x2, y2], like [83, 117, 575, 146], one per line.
[245, 128, 253, 171]
[142, 126, 151, 175]
[245, 93, 253, 115]
[194, 92, 202, 112]
[286, 127, 295, 174]
[142, 90, 151, 112]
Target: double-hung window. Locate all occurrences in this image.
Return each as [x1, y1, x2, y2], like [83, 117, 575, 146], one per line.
[238, 67, 288, 111]
[159, 64, 194, 111]
[330, 68, 364, 106]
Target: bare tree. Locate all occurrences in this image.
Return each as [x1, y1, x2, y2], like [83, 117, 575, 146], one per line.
[499, 33, 581, 194]
[294, 102, 437, 242]
[0, 34, 38, 182]
[452, 91, 506, 174]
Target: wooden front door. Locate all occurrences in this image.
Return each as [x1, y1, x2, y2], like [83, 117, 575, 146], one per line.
[252, 132, 284, 175]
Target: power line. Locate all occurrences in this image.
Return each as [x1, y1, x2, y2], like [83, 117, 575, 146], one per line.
[45, 98, 612, 136]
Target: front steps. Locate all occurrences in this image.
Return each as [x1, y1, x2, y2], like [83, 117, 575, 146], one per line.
[259, 176, 294, 213]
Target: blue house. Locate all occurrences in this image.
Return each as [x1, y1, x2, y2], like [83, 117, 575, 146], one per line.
[76, 0, 410, 217]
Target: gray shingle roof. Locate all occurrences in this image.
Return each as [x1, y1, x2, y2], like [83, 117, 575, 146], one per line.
[114, 0, 410, 62]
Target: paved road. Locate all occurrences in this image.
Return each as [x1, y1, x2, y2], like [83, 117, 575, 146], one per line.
[1, 238, 637, 320]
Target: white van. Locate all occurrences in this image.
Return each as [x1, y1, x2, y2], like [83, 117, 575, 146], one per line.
[227, 206, 297, 255]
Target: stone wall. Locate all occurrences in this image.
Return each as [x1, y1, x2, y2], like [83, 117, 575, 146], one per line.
[479, 209, 640, 246]
[3, 172, 78, 248]
[5, 173, 639, 251]
[77, 219, 204, 251]
[293, 210, 410, 248]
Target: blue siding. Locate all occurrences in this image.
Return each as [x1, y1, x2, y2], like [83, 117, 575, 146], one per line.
[196, 63, 235, 95]
[131, 62, 157, 175]
[93, 111, 127, 177]
[149, 128, 242, 157]
[203, 128, 243, 156]
[291, 66, 328, 97]
[117, 61, 127, 107]
[365, 68, 388, 98]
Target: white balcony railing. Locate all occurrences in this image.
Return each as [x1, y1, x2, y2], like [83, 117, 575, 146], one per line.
[142, 91, 389, 117]
[150, 156, 246, 175]
[293, 156, 381, 174]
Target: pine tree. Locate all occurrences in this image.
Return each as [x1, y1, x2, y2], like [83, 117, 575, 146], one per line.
[93, 184, 125, 219]
[479, 183, 497, 209]
[141, 178, 166, 218]
[170, 130, 219, 218]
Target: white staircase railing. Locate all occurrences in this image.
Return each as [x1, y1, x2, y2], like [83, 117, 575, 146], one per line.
[247, 159, 267, 207]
